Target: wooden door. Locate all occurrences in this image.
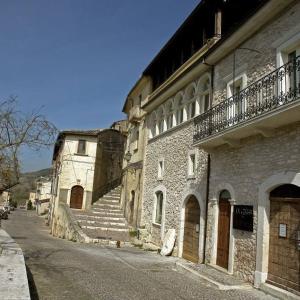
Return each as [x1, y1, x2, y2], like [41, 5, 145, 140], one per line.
[70, 186, 84, 209]
[268, 197, 300, 293]
[217, 199, 231, 269]
[183, 196, 200, 263]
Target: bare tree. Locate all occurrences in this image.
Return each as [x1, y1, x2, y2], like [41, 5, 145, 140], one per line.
[0, 97, 57, 192]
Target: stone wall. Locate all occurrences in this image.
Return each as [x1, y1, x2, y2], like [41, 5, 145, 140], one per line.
[213, 1, 300, 105]
[51, 202, 87, 242]
[204, 1, 300, 283]
[206, 122, 300, 282]
[142, 120, 208, 248]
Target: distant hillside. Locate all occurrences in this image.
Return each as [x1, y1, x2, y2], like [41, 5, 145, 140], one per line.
[11, 168, 52, 204]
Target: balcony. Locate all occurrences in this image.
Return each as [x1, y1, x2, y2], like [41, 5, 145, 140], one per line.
[193, 56, 300, 149]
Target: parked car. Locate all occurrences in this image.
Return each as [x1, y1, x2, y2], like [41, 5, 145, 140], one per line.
[0, 209, 8, 220]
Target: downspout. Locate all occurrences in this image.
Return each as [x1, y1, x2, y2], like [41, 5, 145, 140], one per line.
[202, 63, 214, 263]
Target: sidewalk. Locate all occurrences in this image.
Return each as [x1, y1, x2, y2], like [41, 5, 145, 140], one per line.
[0, 229, 30, 300]
[175, 259, 252, 291]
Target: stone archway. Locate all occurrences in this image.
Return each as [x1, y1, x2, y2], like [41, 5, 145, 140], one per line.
[267, 184, 300, 293]
[255, 172, 300, 288]
[178, 189, 205, 263]
[182, 195, 201, 263]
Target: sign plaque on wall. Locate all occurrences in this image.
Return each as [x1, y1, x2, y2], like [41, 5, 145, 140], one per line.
[233, 205, 253, 232]
[279, 223, 287, 238]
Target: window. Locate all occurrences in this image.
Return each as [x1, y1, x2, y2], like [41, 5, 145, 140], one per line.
[158, 160, 164, 179]
[157, 107, 165, 134]
[199, 78, 210, 114]
[227, 74, 247, 121]
[155, 191, 163, 224]
[189, 101, 196, 118]
[188, 153, 196, 177]
[77, 140, 86, 154]
[165, 101, 174, 130]
[139, 94, 142, 106]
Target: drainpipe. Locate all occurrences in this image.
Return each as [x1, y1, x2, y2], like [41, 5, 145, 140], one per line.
[202, 63, 214, 263]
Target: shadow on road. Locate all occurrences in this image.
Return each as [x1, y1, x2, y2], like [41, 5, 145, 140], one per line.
[26, 265, 39, 300]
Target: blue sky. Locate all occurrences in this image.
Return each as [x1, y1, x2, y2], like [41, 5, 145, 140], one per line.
[0, 0, 199, 172]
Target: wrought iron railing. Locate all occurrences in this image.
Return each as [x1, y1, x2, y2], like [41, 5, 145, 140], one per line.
[93, 176, 122, 201]
[194, 56, 300, 143]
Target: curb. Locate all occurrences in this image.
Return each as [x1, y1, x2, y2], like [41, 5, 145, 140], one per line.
[175, 261, 252, 291]
[0, 229, 31, 300]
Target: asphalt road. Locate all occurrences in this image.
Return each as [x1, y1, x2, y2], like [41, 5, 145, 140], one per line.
[2, 209, 275, 300]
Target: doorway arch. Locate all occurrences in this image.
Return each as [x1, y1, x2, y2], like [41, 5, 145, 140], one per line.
[182, 195, 201, 263]
[70, 185, 84, 209]
[268, 184, 300, 292]
[255, 172, 300, 288]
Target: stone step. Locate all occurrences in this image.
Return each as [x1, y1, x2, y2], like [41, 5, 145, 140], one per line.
[96, 199, 119, 204]
[77, 220, 127, 228]
[92, 207, 121, 213]
[74, 214, 125, 222]
[92, 211, 124, 217]
[82, 229, 130, 242]
[100, 195, 120, 201]
[81, 225, 129, 232]
[92, 203, 120, 209]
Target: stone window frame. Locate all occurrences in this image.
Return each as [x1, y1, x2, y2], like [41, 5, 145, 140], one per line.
[152, 185, 167, 240]
[157, 158, 164, 181]
[198, 76, 211, 114]
[187, 149, 197, 179]
[184, 82, 198, 120]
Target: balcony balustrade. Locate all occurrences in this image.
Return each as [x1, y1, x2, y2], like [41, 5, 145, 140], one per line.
[193, 56, 300, 148]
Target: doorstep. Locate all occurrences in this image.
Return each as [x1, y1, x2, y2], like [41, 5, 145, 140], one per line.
[175, 259, 251, 291]
[259, 283, 300, 300]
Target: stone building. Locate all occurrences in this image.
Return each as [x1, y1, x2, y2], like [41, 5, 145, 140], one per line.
[128, 0, 300, 296]
[35, 177, 52, 215]
[192, 0, 300, 294]
[121, 76, 151, 228]
[50, 128, 125, 213]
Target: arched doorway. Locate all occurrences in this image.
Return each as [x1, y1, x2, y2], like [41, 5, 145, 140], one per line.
[70, 185, 84, 209]
[268, 184, 300, 293]
[183, 195, 200, 263]
[217, 190, 231, 269]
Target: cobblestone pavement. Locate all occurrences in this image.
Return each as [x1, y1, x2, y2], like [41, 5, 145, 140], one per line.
[2, 209, 276, 300]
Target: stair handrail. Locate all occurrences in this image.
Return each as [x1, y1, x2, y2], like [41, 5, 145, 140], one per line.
[94, 177, 122, 200]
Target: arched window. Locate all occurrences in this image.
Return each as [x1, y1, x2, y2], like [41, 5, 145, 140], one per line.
[149, 112, 157, 138]
[198, 76, 210, 114]
[157, 107, 165, 134]
[175, 92, 185, 125]
[165, 100, 174, 130]
[185, 83, 197, 119]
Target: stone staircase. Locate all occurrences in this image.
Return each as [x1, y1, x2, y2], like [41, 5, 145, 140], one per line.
[71, 186, 130, 242]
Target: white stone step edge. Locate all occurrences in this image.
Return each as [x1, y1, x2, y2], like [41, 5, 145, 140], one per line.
[95, 199, 119, 203]
[92, 211, 124, 216]
[92, 208, 122, 213]
[74, 214, 125, 221]
[94, 204, 120, 208]
[77, 220, 126, 226]
[81, 225, 129, 232]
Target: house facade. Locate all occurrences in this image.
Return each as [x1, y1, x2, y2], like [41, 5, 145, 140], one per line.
[192, 0, 300, 292]
[121, 77, 151, 228]
[50, 128, 125, 216]
[129, 0, 300, 296]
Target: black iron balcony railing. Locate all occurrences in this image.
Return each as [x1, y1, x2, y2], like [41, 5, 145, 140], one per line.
[194, 56, 300, 143]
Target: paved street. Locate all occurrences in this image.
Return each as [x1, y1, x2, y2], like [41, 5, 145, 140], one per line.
[2, 210, 275, 300]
